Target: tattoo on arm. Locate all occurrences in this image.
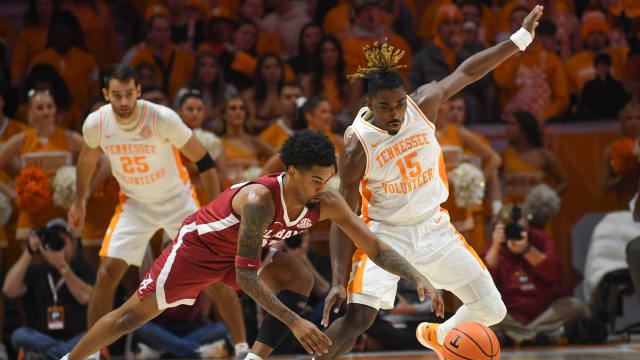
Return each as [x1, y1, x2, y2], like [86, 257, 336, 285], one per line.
[371, 247, 423, 284]
[235, 202, 298, 326]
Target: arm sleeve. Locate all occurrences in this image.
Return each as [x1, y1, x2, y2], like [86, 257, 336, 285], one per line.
[155, 106, 193, 148]
[82, 112, 101, 148]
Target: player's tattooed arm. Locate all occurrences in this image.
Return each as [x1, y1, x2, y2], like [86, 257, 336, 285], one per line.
[234, 190, 298, 326]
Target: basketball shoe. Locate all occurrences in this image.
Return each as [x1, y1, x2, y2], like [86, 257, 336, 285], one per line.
[416, 322, 444, 360]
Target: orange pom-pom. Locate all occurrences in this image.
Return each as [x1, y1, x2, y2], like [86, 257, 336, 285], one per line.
[15, 166, 52, 214]
[610, 138, 640, 177]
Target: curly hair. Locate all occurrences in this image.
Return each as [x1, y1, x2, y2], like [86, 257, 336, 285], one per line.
[280, 130, 337, 171]
[348, 39, 406, 97]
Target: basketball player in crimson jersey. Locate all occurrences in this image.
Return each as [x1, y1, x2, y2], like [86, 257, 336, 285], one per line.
[60, 130, 443, 360]
[67, 64, 247, 359]
[318, 6, 544, 360]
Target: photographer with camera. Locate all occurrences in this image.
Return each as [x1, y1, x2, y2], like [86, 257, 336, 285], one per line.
[483, 205, 585, 346]
[2, 219, 95, 359]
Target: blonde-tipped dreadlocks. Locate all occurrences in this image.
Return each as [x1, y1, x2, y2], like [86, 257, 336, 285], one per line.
[348, 39, 406, 81]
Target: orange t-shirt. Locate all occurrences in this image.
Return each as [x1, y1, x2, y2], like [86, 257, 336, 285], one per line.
[259, 119, 293, 149]
[0, 118, 28, 184]
[126, 43, 195, 103]
[323, 2, 392, 37]
[10, 26, 49, 87]
[29, 47, 100, 112]
[16, 127, 73, 238]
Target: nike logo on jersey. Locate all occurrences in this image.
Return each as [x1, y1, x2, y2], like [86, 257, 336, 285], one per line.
[105, 134, 116, 139]
[372, 139, 383, 148]
[247, 263, 257, 268]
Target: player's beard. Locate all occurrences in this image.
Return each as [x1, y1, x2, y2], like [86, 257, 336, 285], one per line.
[306, 200, 320, 210]
[115, 104, 136, 119]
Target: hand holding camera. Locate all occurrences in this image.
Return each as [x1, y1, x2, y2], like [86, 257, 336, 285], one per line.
[26, 227, 68, 270]
[503, 206, 530, 255]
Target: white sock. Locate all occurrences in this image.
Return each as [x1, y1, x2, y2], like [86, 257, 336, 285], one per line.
[60, 355, 69, 360]
[234, 342, 249, 353]
[86, 351, 100, 360]
[245, 352, 264, 360]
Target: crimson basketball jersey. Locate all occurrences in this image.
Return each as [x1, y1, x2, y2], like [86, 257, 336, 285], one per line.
[194, 173, 320, 257]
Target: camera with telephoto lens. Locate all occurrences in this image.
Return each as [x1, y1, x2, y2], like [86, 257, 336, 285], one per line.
[503, 205, 525, 242]
[34, 227, 66, 251]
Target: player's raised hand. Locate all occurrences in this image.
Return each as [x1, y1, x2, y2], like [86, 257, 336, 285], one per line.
[290, 317, 332, 355]
[67, 200, 87, 230]
[321, 285, 347, 327]
[522, 5, 544, 39]
[416, 277, 445, 318]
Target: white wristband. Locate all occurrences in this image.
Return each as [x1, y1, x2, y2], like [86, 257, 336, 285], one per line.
[492, 200, 504, 216]
[510, 27, 532, 51]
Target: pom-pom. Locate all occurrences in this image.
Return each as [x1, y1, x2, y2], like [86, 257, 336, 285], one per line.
[15, 166, 52, 214]
[52, 166, 76, 209]
[522, 183, 561, 226]
[448, 163, 485, 208]
[194, 128, 222, 159]
[0, 192, 11, 226]
[610, 138, 639, 177]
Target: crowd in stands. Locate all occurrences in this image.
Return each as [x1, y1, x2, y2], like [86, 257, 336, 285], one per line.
[0, 0, 639, 358]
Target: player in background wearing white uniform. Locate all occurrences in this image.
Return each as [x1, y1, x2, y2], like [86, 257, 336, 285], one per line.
[318, 6, 544, 360]
[67, 64, 248, 360]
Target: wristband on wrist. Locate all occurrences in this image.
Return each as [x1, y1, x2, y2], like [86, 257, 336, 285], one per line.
[510, 27, 533, 51]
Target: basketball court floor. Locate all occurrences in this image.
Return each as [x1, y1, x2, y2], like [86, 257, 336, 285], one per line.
[267, 342, 640, 360]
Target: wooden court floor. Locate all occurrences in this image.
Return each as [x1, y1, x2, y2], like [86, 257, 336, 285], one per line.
[265, 343, 640, 360]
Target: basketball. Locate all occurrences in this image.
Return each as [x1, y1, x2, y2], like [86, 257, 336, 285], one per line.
[442, 322, 500, 360]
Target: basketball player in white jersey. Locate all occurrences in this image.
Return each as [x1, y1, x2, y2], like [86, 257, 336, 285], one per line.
[67, 64, 248, 359]
[318, 6, 544, 360]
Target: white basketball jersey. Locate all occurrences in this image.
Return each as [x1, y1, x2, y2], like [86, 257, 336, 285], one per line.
[346, 96, 449, 225]
[96, 101, 192, 203]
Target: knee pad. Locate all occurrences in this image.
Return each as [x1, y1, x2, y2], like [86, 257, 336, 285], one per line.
[466, 286, 507, 326]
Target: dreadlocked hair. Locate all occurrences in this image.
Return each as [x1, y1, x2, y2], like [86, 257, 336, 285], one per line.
[348, 40, 406, 97]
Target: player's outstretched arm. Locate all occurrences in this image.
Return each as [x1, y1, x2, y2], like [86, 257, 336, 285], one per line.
[180, 135, 222, 200]
[233, 185, 332, 354]
[68, 142, 101, 229]
[412, 5, 543, 121]
[322, 136, 364, 326]
[323, 191, 445, 318]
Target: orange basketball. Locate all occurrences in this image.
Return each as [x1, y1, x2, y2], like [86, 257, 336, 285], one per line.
[442, 322, 500, 360]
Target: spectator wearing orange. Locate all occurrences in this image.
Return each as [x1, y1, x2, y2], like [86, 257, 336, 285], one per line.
[288, 23, 323, 77]
[341, 0, 412, 82]
[323, 0, 393, 39]
[0, 90, 85, 241]
[237, 0, 282, 54]
[200, 7, 237, 55]
[219, 96, 275, 185]
[410, 3, 490, 123]
[242, 53, 285, 134]
[602, 101, 640, 210]
[262, 0, 311, 60]
[16, 64, 82, 132]
[494, 5, 569, 122]
[10, 0, 54, 88]
[218, 18, 260, 91]
[301, 36, 358, 125]
[62, 0, 122, 71]
[29, 10, 100, 113]
[566, 11, 628, 99]
[259, 81, 303, 149]
[122, 12, 195, 104]
[525, 0, 580, 59]
[173, 51, 238, 130]
[415, 0, 451, 45]
[500, 111, 569, 205]
[165, 0, 207, 52]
